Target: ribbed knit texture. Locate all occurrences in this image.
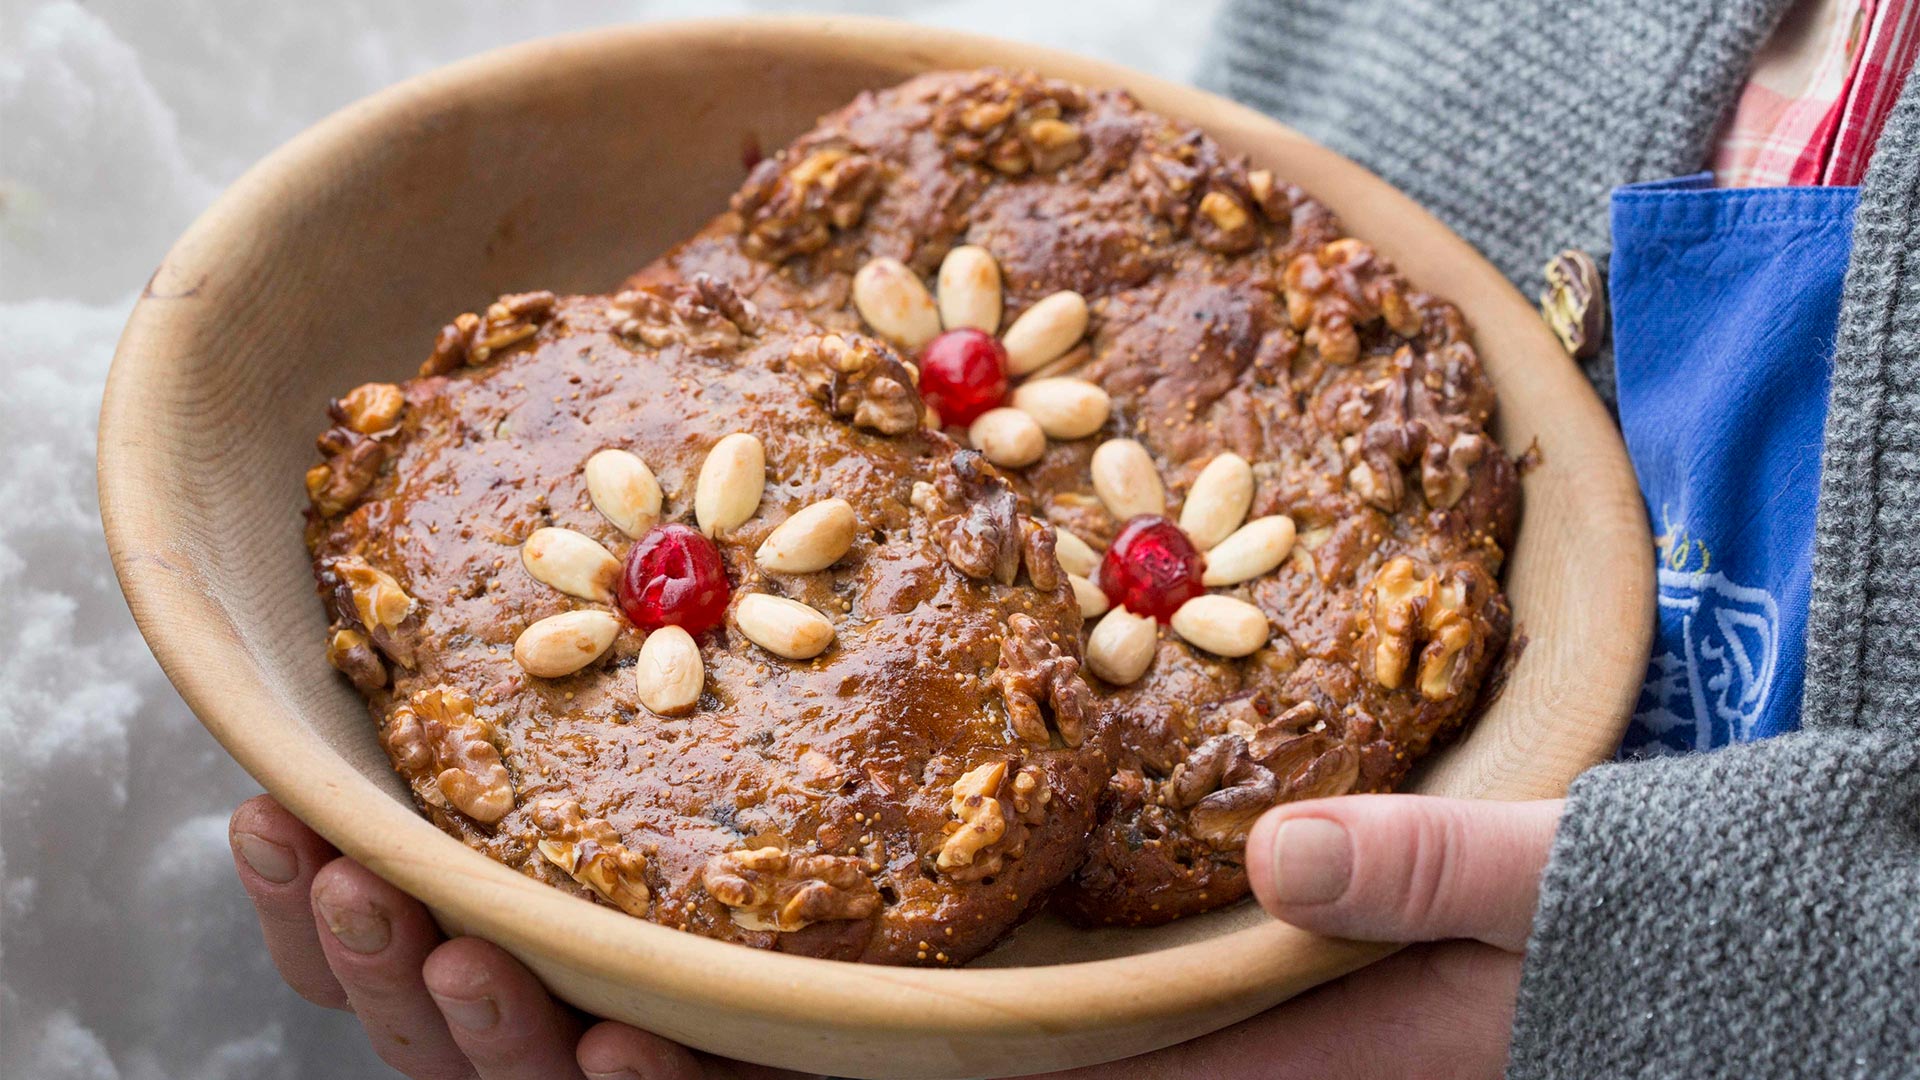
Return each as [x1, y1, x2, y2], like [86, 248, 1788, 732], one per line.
[1206, 0, 1789, 396]
[1206, 5, 1920, 1077]
[1803, 73, 1920, 738]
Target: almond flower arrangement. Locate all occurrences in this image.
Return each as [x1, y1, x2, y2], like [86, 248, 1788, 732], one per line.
[853, 247, 1298, 688]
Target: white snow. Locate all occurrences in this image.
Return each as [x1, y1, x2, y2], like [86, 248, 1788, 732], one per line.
[0, 1, 1214, 1076]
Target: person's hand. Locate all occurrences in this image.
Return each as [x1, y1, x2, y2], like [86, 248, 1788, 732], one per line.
[226, 794, 803, 1079]
[1030, 794, 1564, 1080]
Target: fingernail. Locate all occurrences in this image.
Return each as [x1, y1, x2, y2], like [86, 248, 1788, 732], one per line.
[313, 882, 391, 954]
[234, 831, 298, 884]
[431, 990, 500, 1033]
[1268, 817, 1352, 905]
[584, 1071, 641, 1080]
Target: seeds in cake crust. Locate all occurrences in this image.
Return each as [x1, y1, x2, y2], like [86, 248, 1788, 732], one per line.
[735, 593, 836, 660]
[513, 610, 621, 677]
[1069, 573, 1108, 618]
[853, 257, 942, 349]
[1170, 594, 1270, 657]
[1179, 453, 1254, 550]
[968, 407, 1046, 468]
[937, 245, 1003, 333]
[1010, 377, 1110, 439]
[1086, 605, 1157, 685]
[1002, 291, 1089, 375]
[694, 432, 766, 536]
[756, 498, 859, 573]
[521, 528, 620, 603]
[636, 625, 704, 715]
[1201, 515, 1297, 586]
[1091, 438, 1166, 520]
[1052, 527, 1100, 577]
[585, 448, 663, 538]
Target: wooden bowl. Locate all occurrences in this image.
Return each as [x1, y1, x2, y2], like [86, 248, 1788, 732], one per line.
[99, 16, 1652, 1079]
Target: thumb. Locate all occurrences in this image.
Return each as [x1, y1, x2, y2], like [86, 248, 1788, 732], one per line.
[1245, 795, 1562, 951]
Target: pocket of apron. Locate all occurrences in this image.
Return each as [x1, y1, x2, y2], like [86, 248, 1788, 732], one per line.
[1610, 173, 1858, 757]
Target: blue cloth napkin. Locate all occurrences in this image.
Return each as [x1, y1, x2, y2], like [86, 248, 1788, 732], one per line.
[1610, 174, 1858, 757]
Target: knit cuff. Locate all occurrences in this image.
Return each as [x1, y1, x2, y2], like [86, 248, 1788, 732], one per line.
[1506, 731, 1920, 1079]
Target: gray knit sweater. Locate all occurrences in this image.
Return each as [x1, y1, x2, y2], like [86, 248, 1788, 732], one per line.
[1209, 3, 1920, 1078]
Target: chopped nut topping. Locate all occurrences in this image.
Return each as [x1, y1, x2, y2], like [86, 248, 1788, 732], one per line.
[332, 383, 405, 435]
[418, 291, 556, 375]
[787, 333, 924, 436]
[933, 73, 1088, 176]
[330, 556, 417, 668]
[305, 433, 384, 517]
[325, 626, 386, 691]
[1164, 734, 1278, 850]
[1421, 432, 1489, 510]
[937, 761, 1009, 872]
[609, 277, 761, 355]
[531, 797, 651, 917]
[384, 686, 514, 824]
[935, 760, 1051, 879]
[1283, 239, 1421, 365]
[731, 144, 883, 262]
[992, 613, 1093, 748]
[934, 451, 1022, 584]
[702, 846, 881, 932]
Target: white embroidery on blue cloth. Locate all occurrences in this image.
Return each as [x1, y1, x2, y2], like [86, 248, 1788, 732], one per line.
[1628, 567, 1780, 756]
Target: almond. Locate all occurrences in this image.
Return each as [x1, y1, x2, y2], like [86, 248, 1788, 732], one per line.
[513, 610, 621, 677]
[755, 498, 858, 573]
[1002, 291, 1090, 375]
[936, 245, 1003, 333]
[1179, 453, 1254, 549]
[694, 432, 765, 536]
[1201, 515, 1296, 586]
[735, 593, 836, 660]
[636, 625, 704, 715]
[852, 258, 941, 349]
[1170, 594, 1270, 657]
[584, 448, 663, 538]
[1010, 377, 1110, 440]
[968, 407, 1047, 468]
[1053, 526, 1100, 577]
[1086, 605, 1157, 685]
[1090, 438, 1166, 521]
[1069, 573, 1109, 618]
[521, 527, 620, 603]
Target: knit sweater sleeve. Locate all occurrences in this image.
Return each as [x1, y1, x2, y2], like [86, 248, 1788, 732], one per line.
[1507, 73, 1920, 1080]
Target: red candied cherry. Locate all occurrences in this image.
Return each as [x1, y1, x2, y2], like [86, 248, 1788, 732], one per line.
[618, 523, 731, 633]
[917, 328, 1009, 426]
[1100, 515, 1205, 622]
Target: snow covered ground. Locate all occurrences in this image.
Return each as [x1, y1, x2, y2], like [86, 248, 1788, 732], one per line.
[0, 2, 1217, 1076]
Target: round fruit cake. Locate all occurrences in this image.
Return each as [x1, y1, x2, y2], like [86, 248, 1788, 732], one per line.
[305, 278, 1108, 964]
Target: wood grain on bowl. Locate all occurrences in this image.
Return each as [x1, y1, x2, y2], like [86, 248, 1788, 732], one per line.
[98, 17, 1653, 1079]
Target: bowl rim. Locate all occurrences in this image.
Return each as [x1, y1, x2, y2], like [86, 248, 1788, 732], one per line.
[98, 13, 1652, 1047]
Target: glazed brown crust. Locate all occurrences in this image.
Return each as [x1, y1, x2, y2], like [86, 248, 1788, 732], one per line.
[635, 70, 1520, 926]
[305, 281, 1106, 964]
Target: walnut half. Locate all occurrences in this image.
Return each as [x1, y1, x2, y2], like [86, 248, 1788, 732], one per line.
[935, 759, 1051, 879]
[991, 613, 1093, 748]
[382, 686, 514, 824]
[787, 333, 923, 436]
[1283, 239, 1422, 365]
[531, 798, 650, 918]
[1360, 556, 1495, 700]
[702, 846, 881, 933]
